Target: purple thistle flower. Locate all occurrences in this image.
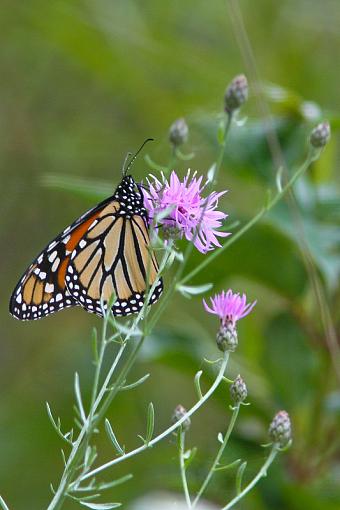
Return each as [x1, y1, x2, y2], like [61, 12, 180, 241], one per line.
[203, 289, 256, 326]
[143, 170, 229, 253]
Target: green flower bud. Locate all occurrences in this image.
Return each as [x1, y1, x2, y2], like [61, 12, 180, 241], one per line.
[172, 404, 191, 431]
[169, 118, 189, 147]
[216, 321, 238, 352]
[230, 374, 247, 403]
[268, 410, 292, 448]
[310, 122, 331, 148]
[224, 74, 248, 112]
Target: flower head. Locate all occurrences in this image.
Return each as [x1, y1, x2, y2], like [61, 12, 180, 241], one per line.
[203, 290, 256, 352]
[224, 74, 248, 112]
[144, 170, 229, 253]
[268, 410, 292, 448]
[172, 404, 191, 431]
[203, 289, 256, 326]
[169, 118, 189, 147]
[310, 121, 331, 148]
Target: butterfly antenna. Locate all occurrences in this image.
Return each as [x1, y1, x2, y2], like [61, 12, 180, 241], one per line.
[123, 138, 154, 176]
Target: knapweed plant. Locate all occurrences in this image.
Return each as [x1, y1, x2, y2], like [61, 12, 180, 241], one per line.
[1, 75, 331, 510]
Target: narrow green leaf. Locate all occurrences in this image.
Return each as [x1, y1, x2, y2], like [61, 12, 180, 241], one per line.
[145, 402, 155, 444]
[98, 474, 133, 491]
[80, 503, 121, 509]
[92, 328, 98, 364]
[217, 432, 224, 444]
[84, 446, 97, 469]
[194, 370, 203, 399]
[40, 173, 111, 200]
[184, 447, 197, 470]
[74, 373, 87, 424]
[120, 374, 150, 391]
[236, 461, 247, 494]
[207, 163, 217, 183]
[105, 419, 125, 455]
[144, 154, 168, 173]
[214, 459, 241, 472]
[46, 402, 73, 445]
[174, 148, 195, 161]
[177, 283, 213, 297]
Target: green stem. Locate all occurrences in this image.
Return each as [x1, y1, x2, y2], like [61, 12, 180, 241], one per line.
[179, 430, 192, 508]
[47, 244, 175, 509]
[192, 404, 240, 508]
[78, 352, 230, 483]
[0, 496, 10, 510]
[221, 445, 279, 510]
[180, 148, 317, 286]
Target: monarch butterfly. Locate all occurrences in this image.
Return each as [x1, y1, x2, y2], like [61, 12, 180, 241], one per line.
[9, 173, 163, 321]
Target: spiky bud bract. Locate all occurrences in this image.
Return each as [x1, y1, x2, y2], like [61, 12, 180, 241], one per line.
[230, 374, 247, 403]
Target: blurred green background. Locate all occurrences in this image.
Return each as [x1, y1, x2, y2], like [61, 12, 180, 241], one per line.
[1, 0, 339, 508]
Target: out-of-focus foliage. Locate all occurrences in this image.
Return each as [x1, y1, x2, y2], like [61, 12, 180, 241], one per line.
[0, 1, 339, 509]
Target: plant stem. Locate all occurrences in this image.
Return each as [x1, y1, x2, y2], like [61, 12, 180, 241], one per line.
[47, 341, 127, 510]
[179, 430, 192, 508]
[221, 445, 279, 510]
[180, 148, 318, 285]
[78, 352, 230, 483]
[192, 404, 240, 508]
[47, 244, 176, 509]
[0, 496, 10, 510]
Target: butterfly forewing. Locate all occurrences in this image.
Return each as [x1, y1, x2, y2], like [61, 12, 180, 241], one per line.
[65, 178, 163, 317]
[10, 175, 163, 320]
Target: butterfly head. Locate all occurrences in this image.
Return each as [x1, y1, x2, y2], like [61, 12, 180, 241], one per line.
[114, 175, 145, 215]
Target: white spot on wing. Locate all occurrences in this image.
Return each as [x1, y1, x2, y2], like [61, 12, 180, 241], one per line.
[45, 283, 54, 293]
[51, 257, 60, 272]
[48, 251, 58, 263]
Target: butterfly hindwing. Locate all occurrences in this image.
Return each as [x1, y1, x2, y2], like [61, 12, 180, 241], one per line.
[9, 197, 114, 320]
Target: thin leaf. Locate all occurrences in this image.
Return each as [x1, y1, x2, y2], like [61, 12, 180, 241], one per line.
[120, 374, 150, 391]
[236, 461, 247, 494]
[145, 402, 155, 445]
[105, 419, 125, 456]
[84, 446, 97, 469]
[175, 148, 195, 161]
[92, 328, 98, 365]
[144, 154, 168, 173]
[73, 493, 99, 502]
[194, 370, 203, 399]
[214, 459, 241, 472]
[46, 402, 73, 445]
[80, 503, 121, 509]
[184, 447, 197, 470]
[40, 174, 111, 200]
[207, 163, 216, 183]
[177, 283, 213, 297]
[74, 372, 87, 424]
[98, 474, 133, 491]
